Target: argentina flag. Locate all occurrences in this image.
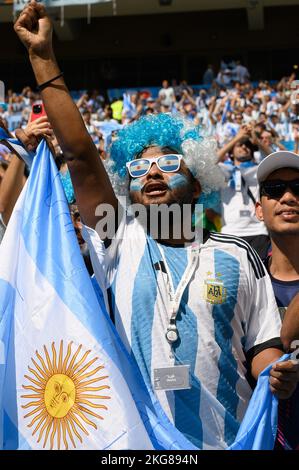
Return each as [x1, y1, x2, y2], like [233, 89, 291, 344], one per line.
[0, 139, 197, 450]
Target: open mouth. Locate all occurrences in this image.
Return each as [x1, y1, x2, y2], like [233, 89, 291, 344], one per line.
[143, 182, 169, 196]
[277, 209, 299, 215]
[276, 209, 299, 220]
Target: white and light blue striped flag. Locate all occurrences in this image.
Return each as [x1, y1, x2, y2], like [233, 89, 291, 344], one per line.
[0, 139, 197, 450]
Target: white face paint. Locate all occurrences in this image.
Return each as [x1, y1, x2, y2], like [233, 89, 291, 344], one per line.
[129, 178, 145, 192]
[167, 174, 189, 190]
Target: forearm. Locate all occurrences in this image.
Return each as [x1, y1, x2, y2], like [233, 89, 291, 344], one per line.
[15, 1, 118, 230]
[29, 51, 92, 159]
[186, 94, 196, 106]
[276, 141, 286, 151]
[281, 292, 299, 350]
[0, 155, 25, 225]
[217, 135, 238, 162]
[251, 348, 283, 380]
[28, 52, 117, 227]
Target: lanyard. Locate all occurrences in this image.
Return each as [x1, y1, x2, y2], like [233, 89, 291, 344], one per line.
[156, 242, 200, 344]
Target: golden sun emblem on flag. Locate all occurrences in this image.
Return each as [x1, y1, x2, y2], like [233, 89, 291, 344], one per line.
[21, 341, 111, 450]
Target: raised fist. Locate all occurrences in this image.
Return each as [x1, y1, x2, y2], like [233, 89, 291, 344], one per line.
[14, 0, 53, 58]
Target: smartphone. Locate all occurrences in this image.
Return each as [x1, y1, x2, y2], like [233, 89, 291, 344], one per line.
[30, 101, 47, 122]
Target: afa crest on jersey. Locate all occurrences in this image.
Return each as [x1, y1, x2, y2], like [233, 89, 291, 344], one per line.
[202, 272, 227, 304]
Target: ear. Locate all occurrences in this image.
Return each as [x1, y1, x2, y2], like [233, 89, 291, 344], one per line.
[255, 200, 264, 221]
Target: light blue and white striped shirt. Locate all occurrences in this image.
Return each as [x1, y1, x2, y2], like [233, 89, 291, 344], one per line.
[83, 216, 282, 449]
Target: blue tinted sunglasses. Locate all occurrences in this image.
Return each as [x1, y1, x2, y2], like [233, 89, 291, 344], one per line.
[126, 154, 183, 178]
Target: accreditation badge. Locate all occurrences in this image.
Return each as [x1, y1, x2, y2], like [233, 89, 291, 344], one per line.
[153, 365, 191, 391]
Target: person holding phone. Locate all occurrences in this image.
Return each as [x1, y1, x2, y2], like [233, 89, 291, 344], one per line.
[30, 100, 47, 122]
[0, 115, 52, 241]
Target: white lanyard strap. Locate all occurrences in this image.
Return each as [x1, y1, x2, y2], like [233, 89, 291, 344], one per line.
[157, 243, 200, 343]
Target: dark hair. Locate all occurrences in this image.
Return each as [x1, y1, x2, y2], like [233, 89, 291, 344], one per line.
[233, 138, 256, 157]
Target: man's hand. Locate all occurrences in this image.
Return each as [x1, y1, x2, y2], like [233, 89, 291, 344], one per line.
[236, 123, 252, 141]
[13, 0, 118, 230]
[14, 0, 53, 58]
[269, 360, 299, 399]
[15, 116, 53, 152]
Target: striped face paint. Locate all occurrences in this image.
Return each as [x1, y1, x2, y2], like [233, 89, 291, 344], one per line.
[168, 174, 189, 190]
[130, 178, 145, 192]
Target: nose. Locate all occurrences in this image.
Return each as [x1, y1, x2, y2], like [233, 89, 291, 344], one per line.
[279, 188, 298, 205]
[146, 161, 163, 179]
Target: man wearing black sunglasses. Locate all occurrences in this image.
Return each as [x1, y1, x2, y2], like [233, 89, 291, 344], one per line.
[256, 151, 299, 450]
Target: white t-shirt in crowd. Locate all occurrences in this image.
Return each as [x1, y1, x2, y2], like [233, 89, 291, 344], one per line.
[219, 162, 268, 237]
[158, 87, 175, 107]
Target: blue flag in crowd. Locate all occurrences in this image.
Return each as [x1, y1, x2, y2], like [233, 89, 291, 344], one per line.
[0, 139, 286, 450]
[122, 93, 137, 119]
[228, 354, 290, 450]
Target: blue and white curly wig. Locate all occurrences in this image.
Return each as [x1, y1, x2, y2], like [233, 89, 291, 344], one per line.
[104, 113, 225, 199]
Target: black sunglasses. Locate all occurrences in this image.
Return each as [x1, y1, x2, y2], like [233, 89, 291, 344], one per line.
[260, 179, 299, 199]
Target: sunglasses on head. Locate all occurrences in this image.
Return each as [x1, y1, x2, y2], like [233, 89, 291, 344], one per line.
[126, 154, 183, 178]
[260, 179, 299, 199]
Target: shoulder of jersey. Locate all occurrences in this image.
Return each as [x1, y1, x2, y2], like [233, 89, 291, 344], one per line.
[208, 232, 266, 280]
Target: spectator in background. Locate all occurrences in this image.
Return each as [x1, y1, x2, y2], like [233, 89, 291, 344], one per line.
[178, 80, 194, 96]
[253, 128, 286, 163]
[170, 78, 181, 98]
[202, 64, 215, 85]
[122, 92, 139, 123]
[158, 79, 175, 108]
[195, 89, 208, 112]
[216, 68, 232, 87]
[256, 151, 299, 450]
[110, 96, 123, 123]
[145, 96, 157, 112]
[82, 110, 102, 145]
[0, 103, 9, 126]
[217, 124, 270, 258]
[0, 116, 53, 242]
[234, 60, 250, 84]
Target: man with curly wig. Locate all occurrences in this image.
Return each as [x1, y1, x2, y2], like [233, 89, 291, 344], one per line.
[13, 1, 299, 450]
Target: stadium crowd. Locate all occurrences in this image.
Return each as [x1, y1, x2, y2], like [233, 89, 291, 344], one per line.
[1, 63, 299, 248]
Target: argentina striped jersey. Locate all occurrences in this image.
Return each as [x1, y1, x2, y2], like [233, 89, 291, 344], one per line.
[83, 215, 282, 449]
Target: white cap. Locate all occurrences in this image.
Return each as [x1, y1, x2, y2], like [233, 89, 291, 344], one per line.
[257, 151, 299, 183]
